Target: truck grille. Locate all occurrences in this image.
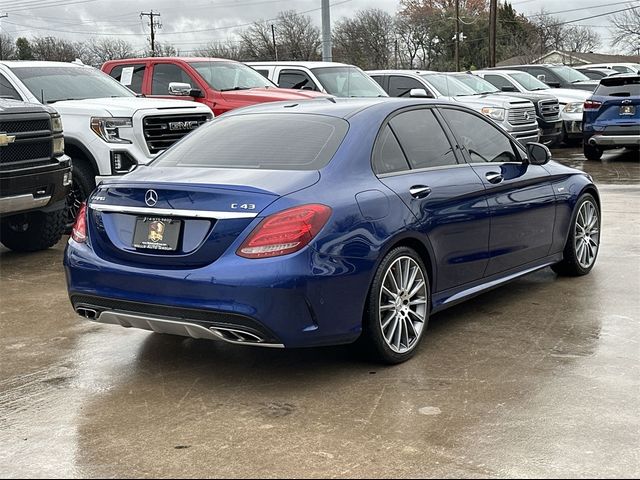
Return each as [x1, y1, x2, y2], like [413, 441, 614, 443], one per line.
[143, 114, 210, 154]
[538, 100, 560, 120]
[0, 115, 53, 171]
[508, 105, 537, 125]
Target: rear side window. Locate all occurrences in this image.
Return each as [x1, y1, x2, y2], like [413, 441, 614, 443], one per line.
[373, 126, 410, 175]
[108, 64, 145, 94]
[595, 76, 640, 97]
[152, 113, 348, 171]
[389, 109, 457, 169]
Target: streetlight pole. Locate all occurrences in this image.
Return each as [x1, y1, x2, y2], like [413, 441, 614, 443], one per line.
[454, 0, 460, 71]
[321, 0, 332, 62]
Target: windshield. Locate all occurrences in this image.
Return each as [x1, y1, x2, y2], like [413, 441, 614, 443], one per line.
[189, 61, 275, 91]
[451, 74, 499, 94]
[153, 113, 349, 170]
[549, 65, 591, 83]
[311, 66, 387, 97]
[509, 72, 550, 91]
[11, 65, 135, 103]
[420, 74, 477, 96]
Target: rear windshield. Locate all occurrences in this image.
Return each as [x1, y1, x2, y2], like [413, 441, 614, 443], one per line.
[595, 76, 640, 97]
[152, 113, 349, 170]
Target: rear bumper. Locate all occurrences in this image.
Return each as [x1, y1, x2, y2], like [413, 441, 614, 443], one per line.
[586, 134, 640, 147]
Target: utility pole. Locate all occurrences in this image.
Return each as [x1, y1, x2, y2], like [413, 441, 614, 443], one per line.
[140, 10, 161, 56]
[271, 24, 278, 61]
[321, 0, 332, 62]
[454, 0, 460, 71]
[489, 0, 497, 67]
[0, 13, 8, 61]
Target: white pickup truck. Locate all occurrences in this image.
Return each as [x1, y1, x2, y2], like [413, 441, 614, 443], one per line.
[0, 61, 213, 220]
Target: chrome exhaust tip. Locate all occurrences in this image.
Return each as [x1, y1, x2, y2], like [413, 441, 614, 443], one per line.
[588, 137, 598, 146]
[76, 307, 98, 320]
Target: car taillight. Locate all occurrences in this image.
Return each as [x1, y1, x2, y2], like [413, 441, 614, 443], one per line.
[584, 100, 602, 110]
[237, 204, 331, 259]
[71, 202, 87, 243]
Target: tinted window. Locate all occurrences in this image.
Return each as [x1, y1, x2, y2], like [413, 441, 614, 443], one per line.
[441, 108, 518, 163]
[108, 64, 145, 94]
[278, 70, 317, 90]
[580, 70, 607, 80]
[0, 73, 21, 100]
[390, 109, 457, 169]
[153, 114, 348, 171]
[549, 65, 590, 83]
[527, 67, 558, 83]
[254, 69, 270, 79]
[483, 74, 515, 90]
[388, 76, 427, 97]
[595, 76, 640, 96]
[373, 125, 410, 175]
[152, 64, 198, 95]
[371, 75, 385, 88]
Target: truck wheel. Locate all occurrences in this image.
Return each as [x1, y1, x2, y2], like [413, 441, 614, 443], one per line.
[66, 161, 95, 227]
[583, 142, 603, 161]
[1, 209, 66, 252]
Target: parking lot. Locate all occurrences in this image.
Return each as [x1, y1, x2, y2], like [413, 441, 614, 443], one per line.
[0, 148, 638, 478]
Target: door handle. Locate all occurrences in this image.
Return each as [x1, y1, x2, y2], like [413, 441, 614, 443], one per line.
[485, 172, 504, 184]
[409, 185, 432, 199]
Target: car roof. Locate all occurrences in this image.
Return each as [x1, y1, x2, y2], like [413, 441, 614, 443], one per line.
[104, 57, 240, 64]
[246, 61, 352, 68]
[366, 69, 438, 75]
[474, 69, 531, 75]
[0, 60, 94, 69]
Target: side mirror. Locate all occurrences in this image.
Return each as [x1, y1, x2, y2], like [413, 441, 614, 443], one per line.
[526, 142, 551, 165]
[169, 82, 193, 96]
[409, 88, 430, 98]
[536, 74, 546, 82]
[501, 85, 517, 92]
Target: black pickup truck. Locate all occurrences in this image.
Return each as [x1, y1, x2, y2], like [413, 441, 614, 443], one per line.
[0, 99, 71, 252]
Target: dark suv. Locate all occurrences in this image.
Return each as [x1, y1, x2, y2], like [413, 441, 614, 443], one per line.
[496, 65, 598, 92]
[583, 74, 640, 161]
[0, 99, 71, 251]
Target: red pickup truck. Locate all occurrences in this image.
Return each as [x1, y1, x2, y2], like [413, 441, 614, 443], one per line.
[102, 57, 328, 116]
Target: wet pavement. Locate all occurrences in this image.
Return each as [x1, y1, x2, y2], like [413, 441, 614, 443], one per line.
[1, 148, 638, 478]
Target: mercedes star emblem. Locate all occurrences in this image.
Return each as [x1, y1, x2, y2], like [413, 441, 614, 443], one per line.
[145, 189, 158, 207]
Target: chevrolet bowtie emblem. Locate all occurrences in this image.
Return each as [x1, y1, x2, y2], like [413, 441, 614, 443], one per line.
[0, 133, 16, 147]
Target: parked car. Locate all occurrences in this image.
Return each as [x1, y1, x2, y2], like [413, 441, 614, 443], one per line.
[102, 57, 330, 116]
[367, 70, 539, 145]
[582, 74, 640, 160]
[449, 72, 562, 145]
[65, 98, 600, 364]
[0, 99, 71, 251]
[0, 61, 214, 222]
[495, 64, 598, 92]
[574, 66, 619, 80]
[473, 69, 591, 145]
[582, 63, 640, 74]
[246, 61, 388, 97]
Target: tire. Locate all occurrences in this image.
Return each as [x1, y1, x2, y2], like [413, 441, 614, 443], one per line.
[361, 246, 430, 364]
[583, 142, 603, 161]
[65, 161, 95, 227]
[551, 193, 600, 276]
[1, 209, 66, 252]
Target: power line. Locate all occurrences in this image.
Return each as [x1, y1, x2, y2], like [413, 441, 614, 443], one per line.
[526, 0, 639, 18]
[6, 0, 102, 14]
[140, 10, 161, 56]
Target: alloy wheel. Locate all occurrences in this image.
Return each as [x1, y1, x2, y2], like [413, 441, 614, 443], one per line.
[575, 200, 600, 269]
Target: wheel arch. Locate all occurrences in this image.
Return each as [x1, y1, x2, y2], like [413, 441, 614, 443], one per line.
[64, 139, 99, 176]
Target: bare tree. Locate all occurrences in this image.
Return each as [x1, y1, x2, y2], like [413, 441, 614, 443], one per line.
[530, 10, 565, 55]
[194, 40, 243, 60]
[31, 36, 83, 62]
[84, 38, 135, 67]
[564, 26, 600, 53]
[0, 34, 15, 60]
[610, 7, 640, 55]
[333, 9, 394, 69]
[143, 42, 179, 57]
[239, 21, 277, 60]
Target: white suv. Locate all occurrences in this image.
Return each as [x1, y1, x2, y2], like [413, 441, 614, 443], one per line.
[0, 61, 213, 219]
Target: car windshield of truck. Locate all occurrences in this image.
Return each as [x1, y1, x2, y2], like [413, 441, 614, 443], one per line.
[311, 67, 387, 97]
[549, 65, 590, 83]
[189, 61, 275, 91]
[594, 76, 640, 97]
[509, 72, 550, 91]
[11, 66, 135, 103]
[452, 74, 500, 94]
[421, 74, 476, 96]
[152, 113, 349, 170]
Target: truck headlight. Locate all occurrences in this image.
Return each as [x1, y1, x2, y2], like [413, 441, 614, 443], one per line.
[51, 114, 63, 133]
[53, 136, 65, 156]
[563, 102, 584, 114]
[480, 107, 505, 121]
[90, 117, 133, 144]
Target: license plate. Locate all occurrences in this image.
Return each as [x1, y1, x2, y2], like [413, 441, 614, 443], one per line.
[133, 217, 181, 251]
[620, 105, 635, 116]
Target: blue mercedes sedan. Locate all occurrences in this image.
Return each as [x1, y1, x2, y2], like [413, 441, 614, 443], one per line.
[65, 98, 600, 363]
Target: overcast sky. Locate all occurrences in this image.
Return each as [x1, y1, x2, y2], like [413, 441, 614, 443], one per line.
[0, 0, 636, 54]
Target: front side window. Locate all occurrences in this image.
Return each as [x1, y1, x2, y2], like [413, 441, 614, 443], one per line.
[388, 76, 428, 97]
[389, 109, 457, 169]
[10, 66, 135, 104]
[108, 64, 145, 94]
[0, 73, 21, 100]
[278, 70, 317, 90]
[440, 108, 519, 164]
[189, 61, 275, 91]
[151, 64, 198, 95]
[481, 74, 514, 91]
[311, 66, 387, 97]
[549, 65, 590, 83]
[152, 113, 348, 171]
